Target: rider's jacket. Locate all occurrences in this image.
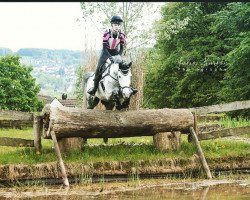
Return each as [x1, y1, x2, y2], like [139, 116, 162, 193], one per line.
[102, 29, 126, 57]
[95, 29, 126, 74]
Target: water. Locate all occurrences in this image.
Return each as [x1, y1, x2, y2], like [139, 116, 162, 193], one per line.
[0, 180, 249, 199]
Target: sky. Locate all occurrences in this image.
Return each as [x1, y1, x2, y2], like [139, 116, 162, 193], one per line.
[0, 2, 164, 53]
[0, 2, 86, 52]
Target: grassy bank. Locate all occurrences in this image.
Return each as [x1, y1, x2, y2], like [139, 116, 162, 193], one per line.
[0, 116, 249, 165]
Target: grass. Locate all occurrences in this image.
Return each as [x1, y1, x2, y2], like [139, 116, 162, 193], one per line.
[218, 115, 250, 128]
[0, 128, 55, 164]
[0, 115, 249, 165]
[0, 128, 249, 165]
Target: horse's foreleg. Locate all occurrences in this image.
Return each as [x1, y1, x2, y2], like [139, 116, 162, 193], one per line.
[101, 100, 115, 110]
[86, 96, 100, 109]
[115, 98, 131, 111]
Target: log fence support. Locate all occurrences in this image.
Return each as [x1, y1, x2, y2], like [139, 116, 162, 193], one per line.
[51, 131, 69, 187]
[33, 114, 43, 154]
[188, 112, 198, 142]
[153, 131, 181, 152]
[190, 127, 212, 179]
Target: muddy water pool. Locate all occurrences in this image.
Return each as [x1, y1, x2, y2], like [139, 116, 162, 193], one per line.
[0, 179, 249, 199]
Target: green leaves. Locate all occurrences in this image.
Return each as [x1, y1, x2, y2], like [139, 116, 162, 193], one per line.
[0, 55, 43, 112]
[144, 2, 249, 118]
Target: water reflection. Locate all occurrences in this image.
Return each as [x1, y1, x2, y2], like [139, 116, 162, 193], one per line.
[0, 182, 249, 200]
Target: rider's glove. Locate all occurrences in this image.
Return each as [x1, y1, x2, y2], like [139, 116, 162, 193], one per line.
[109, 57, 114, 63]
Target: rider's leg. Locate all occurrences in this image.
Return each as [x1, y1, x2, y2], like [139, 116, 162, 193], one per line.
[88, 74, 101, 95]
[87, 63, 103, 95]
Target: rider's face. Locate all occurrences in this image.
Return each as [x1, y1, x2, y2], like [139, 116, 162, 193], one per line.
[111, 23, 121, 32]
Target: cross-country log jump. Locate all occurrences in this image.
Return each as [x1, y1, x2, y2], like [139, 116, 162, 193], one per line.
[41, 104, 214, 186]
[42, 104, 194, 139]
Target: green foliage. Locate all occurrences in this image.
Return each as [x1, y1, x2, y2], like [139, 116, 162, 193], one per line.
[0, 47, 86, 98]
[144, 2, 249, 117]
[0, 55, 43, 111]
[214, 3, 250, 118]
[74, 65, 85, 104]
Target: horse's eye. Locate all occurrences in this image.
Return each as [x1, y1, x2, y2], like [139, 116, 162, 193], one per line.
[118, 75, 121, 78]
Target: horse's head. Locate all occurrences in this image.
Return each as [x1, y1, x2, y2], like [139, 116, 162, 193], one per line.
[117, 61, 134, 100]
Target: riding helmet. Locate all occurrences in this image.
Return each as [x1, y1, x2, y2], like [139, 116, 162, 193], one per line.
[110, 15, 123, 24]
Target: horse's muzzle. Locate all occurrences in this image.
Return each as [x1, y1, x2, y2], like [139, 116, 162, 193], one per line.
[122, 87, 135, 99]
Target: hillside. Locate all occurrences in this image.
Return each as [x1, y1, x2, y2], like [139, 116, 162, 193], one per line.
[0, 47, 91, 98]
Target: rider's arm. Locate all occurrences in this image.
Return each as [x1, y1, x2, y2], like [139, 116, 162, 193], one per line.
[119, 32, 126, 56]
[119, 44, 124, 56]
[103, 31, 113, 59]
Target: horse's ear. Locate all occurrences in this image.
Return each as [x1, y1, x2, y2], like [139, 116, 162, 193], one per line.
[132, 88, 138, 95]
[128, 61, 132, 67]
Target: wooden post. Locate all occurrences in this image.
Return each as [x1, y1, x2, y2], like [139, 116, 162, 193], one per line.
[0, 137, 34, 147]
[33, 114, 43, 154]
[51, 131, 69, 187]
[189, 112, 198, 142]
[190, 127, 212, 179]
[153, 131, 181, 152]
[58, 137, 83, 154]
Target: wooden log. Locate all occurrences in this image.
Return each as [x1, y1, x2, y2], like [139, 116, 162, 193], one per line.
[0, 109, 33, 120]
[190, 127, 212, 179]
[41, 104, 194, 139]
[0, 120, 33, 129]
[189, 100, 250, 115]
[197, 115, 224, 122]
[0, 137, 34, 147]
[50, 131, 69, 187]
[153, 131, 181, 152]
[33, 115, 43, 154]
[197, 123, 221, 133]
[198, 126, 250, 141]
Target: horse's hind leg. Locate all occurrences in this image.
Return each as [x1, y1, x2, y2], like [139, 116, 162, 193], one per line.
[101, 101, 115, 144]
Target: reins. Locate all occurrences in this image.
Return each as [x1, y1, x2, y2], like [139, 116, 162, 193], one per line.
[98, 62, 131, 93]
[101, 63, 118, 82]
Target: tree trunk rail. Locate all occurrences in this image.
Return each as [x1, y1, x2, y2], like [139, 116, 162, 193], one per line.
[0, 119, 33, 129]
[41, 104, 194, 139]
[0, 109, 33, 121]
[189, 100, 250, 115]
[198, 126, 250, 141]
[0, 137, 34, 147]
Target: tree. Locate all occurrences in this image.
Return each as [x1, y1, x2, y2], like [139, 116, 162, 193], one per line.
[0, 55, 43, 112]
[144, 2, 231, 109]
[214, 3, 250, 117]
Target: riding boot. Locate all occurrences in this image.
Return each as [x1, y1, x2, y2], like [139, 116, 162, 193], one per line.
[87, 73, 101, 96]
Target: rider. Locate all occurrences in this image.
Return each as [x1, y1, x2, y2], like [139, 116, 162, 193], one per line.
[87, 15, 126, 96]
